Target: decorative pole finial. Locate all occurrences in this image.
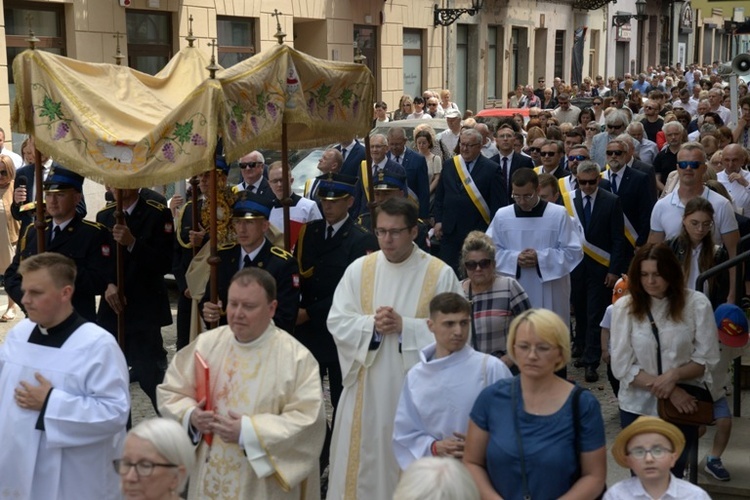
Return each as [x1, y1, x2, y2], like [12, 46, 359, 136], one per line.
[113, 32, 125, 65]
[206, 39, 220, 78]
[185, 15, 196, 47]
[272, 9, 286, 45]
[25, 14, 40, 50]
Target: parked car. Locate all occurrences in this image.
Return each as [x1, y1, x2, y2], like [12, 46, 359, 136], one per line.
[371, 118, 448, 149]
[475, 108, 529, 132]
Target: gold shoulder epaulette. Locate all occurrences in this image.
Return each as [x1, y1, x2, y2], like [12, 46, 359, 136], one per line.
[146, 199, 167, 210]
[270, 246, 293, 260]
[81, 219, 105, 230]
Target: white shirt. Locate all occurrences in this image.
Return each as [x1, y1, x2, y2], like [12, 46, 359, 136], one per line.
[438, 129, 460, 156]
[672, 99, 697, 117]
[1, 148, 22, 169]
[650, 186, 738, 242]
[604, 475, 711, 499]
[717, 169, 750, 215]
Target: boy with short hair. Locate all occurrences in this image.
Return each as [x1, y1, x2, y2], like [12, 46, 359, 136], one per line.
[392, 292, 512, 469]
[607, 416, 711, 499]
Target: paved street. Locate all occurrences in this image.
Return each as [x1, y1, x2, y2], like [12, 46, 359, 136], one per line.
[3, 284, 750, 494]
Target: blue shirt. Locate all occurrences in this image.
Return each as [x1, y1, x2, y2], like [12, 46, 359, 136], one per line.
[470, 377, 605, 500]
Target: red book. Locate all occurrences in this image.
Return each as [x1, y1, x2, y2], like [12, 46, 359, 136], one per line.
[194, 351, 213, 445]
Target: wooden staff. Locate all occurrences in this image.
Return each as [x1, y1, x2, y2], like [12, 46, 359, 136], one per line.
[114, 189, 126, 349]
[281, 123, 291, 251]
[190, 175, 202, 334]
[33, 147, 45, 252]
[364, 134, 376, 229]
[207, 168, 219, 329]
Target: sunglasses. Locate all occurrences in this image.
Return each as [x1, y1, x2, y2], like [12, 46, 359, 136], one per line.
[592, 102, 602, 106]
[578, 178, 598, 186]
[239, 162, 263, 169]
[606, 150, 624, 156]
[587, 127, 600, 132]
[528, 147, 541, 153]
[677, 160, 702, 169]
[568, 155, 588, 162]
[539, 151, 557, 157]
[464, 258, 493, 271]
[607, 124, 624, 130]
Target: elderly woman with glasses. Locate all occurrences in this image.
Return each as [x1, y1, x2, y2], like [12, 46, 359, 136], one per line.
[464, 309, 607, 499]
[459, 231, 531, 370]
[117, 417, 195, 499]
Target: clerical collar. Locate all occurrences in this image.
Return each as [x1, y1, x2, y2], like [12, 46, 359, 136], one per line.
[514, 199, 548, 218]
[28, 311, 86, 348]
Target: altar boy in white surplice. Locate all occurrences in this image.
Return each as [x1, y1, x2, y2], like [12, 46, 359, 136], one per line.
[393, 292, 512, 469]
[487, 168, 583, 324]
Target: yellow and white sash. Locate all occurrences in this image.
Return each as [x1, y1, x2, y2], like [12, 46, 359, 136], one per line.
[562, 191, 611, 268]
[453, 156, 491, 224]
[303, 178, 316, 199]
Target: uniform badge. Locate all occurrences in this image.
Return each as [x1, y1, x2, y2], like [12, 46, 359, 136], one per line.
[164, 222, 174, 233]
[101, 244, 111, 257]
[292, 274, 300, 288]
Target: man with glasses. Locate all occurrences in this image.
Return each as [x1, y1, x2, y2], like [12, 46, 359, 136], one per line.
[267, 161, 322, 249]
[5, 167, 110, 323]
[490, 124, 534, 194]
[672, 87, 697, 117]
[591, 110, 630, 169]
[534, 77, 547, 101]
[558, 144, 611, 197]
[487, 168, 582, 327]
[387, 127, 430, 218]
[732, 96, 750, 148]
[356, 133, 401, 216]
[535, 139, 570, 179]
[640, 99, 664, 143]
[717, 144, 750, 215]
[327, 197, 461, 500]
[652, 121, 685, 191]
[552, 93, 581, 125]
[0, 252, 129, 499]
[649, 142, 739, 301]
[434, 128, 505, 271]
[234, 150, 274, 202]
[565, 161, 628, 383]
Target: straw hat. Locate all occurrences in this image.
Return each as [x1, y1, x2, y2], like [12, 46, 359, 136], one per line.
[611, 416, 685, 468]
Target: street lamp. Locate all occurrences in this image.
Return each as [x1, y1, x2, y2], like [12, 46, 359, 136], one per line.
[434, 0, 484, 27]
[612, 0, 648, 27]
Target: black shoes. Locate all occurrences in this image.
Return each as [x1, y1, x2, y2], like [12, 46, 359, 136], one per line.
[571, 345, 584, 358]
[585, 367, 599, 383]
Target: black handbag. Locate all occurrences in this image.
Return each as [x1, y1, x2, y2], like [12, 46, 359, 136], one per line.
[646, 310, 714, 426]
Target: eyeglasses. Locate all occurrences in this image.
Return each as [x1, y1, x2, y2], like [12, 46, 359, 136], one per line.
[428, 103, 438, 106]
[511, 193, 536, 201]
[587, 127, 600, 132]
[113, 459, 177, 477]
[0, 171, 8, 177]
[687, 220, 714, 229]
[464, 258, 493, 271]
[460, 143, 481, 148]
[514, 342, 556, 356]
[606, 150, 624, 156]
[539, 151, 557, 157]
[239, 162, 263, 169]
[577, 178, 598, 186]
[677, 161, 702, 169]
[374, 227, 412, 239]
[644, 106, 657, 111]
[528, 147, 541, 153]
[592, 102, 602, 106]
[627, 446, 673, 460]
[607, 124, 624, 130]
[568, 155, 588, 162]
[268, 178, 284, 184]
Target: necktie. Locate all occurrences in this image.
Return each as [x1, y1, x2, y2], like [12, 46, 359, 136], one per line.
[583, 195, 592, 230]
[243, 255, 252, 268]
[573, 178, 579, 191]
[248, 184, 255, 192]
[342, 148, 348, 161]
[326, 225, 334, 240]
[610, 173, 618, 194]
[396, 156, 402, 164]
[501, 157, 509, 190]
[52, 226, 61, 241]
[467, 161, 473, 174]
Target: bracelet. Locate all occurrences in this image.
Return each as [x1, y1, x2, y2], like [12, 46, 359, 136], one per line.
[431, 441, 438, 456]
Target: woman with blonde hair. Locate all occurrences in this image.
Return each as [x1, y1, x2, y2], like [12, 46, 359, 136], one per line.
[393, 95, 413, 121]
[0, 155, 19, 320]
[464, 309, 606, 499]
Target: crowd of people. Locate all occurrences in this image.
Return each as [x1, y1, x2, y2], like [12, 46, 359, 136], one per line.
[1, 60, 750, 499]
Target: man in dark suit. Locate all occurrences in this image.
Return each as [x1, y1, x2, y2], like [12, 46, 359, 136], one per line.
[434, 128, 506, 271]
[386, 127, 430, 218]
[336, 136, 366, 178]
[294, 173, 378, 471]
[568, 161, 629, 383]
[617, 133, 659, 201]
[5, 167, 109, 322]
[354, 134, 402, 216]
[12, 160, 86, 233]
[201, 192, 300, 335]
[96, 187, 174, 411]
[234, 150, 274, 201]
[537, 140, 571, 179]
[600, 137, 656, 250]
[490, 124, 534, 196]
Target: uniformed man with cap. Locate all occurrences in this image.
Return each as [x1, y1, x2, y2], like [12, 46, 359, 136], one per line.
[201, 191, 300, 335]
[96, 186, 175, 412]
[358, 169, 432, 252]
[172, 157, 232, 350]
[4, 166, 109, 322]
[294, 173, 378, 471]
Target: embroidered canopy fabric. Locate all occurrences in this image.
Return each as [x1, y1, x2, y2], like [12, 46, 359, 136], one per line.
[11, 44, 375, 188]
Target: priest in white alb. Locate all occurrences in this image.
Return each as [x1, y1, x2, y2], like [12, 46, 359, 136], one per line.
[326, 197, 461, 500]
[0, 253, 130, 500]
[157, 267, 326, 500]
[487, 168, 583, 324]
[392, 292, 512, 470]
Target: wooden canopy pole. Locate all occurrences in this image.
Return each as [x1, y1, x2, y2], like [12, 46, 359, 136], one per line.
[190, 175, 202, 334]
[33, 147, 45, 253]
[114, 190, 126, 349]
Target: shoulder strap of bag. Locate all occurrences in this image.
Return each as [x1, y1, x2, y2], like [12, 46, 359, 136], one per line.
[646, 309, 663, 375]
[512, 378, 532, 500]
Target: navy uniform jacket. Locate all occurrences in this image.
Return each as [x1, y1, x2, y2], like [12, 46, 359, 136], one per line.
[388, 149, 431, 218]
[96, 197, 174, 332]
[4, 214, 110, 321]
[204, 239, 300, 335]
[294, 217, 378, 362]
